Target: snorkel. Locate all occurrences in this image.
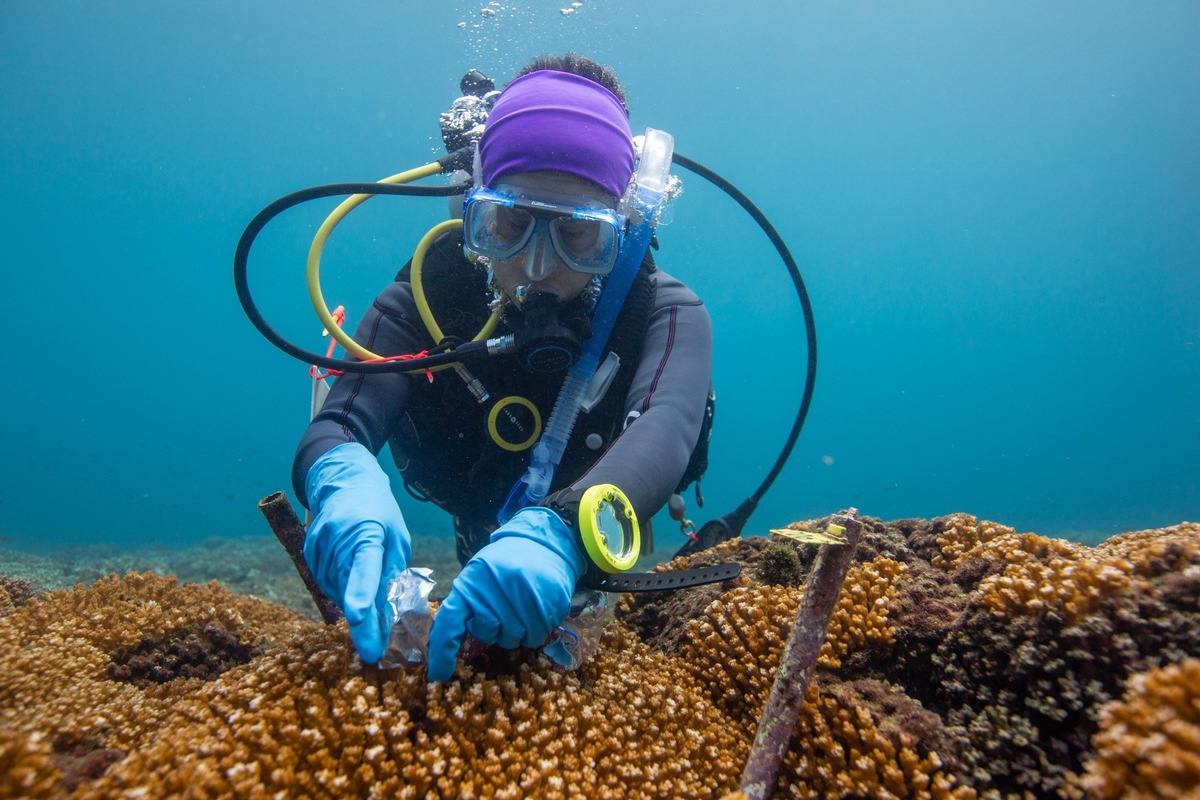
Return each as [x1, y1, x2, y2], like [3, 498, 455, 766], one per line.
[498, 128, 677, 522]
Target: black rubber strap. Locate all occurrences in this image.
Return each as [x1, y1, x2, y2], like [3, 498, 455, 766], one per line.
[589, 561, 742, 593]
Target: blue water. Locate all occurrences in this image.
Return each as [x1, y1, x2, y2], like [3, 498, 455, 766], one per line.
[2, 1, 1196, 554]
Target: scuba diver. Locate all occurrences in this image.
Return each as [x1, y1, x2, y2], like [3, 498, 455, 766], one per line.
[292, 55, 714, 682]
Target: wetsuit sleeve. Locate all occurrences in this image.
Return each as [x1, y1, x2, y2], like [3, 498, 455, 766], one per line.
[291, 280, 429, 509]
[569, 270, 713, 521]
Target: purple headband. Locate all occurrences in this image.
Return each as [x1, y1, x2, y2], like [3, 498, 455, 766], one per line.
[478, 70, 636, 201]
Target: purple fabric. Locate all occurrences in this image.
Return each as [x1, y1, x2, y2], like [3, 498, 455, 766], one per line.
[479, 70, 636, 201]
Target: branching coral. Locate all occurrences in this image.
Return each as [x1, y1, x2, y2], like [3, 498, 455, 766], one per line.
[929, 520, 1200, 798]
[2, 517, 1196, 799]
[673, 552, 968, 798]
[821, 556, 907, 670]
[80, 621, 749, 799]
[1083, 657, 1200, 800]
[0, 572, 314, 757]
[615, 535, 765, 654]
[975, 552, 1133, 623]
[780, 683, 975, 800]
[677, 555, 908, 723]
[0, 728, 60, 799]
[1094, 522, 1200, 581]
[930, 514, 1020, 571]
[680, 582, 803, 725]
[937, 523, 1089, 586]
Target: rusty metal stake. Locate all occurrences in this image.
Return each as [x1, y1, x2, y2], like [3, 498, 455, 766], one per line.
[258, 491, 343, 625]
[739, 509, 863, 799]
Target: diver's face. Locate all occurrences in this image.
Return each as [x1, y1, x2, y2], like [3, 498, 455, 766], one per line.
[487, 171, 617, 305]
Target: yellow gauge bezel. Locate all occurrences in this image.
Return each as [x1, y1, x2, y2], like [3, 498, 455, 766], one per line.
[578, 484, 640, 574]
[486, 396, 542, 452]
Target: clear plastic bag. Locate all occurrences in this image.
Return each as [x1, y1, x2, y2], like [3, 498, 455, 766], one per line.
[378, 568, 435, 670]
[542, 589, 607, 670]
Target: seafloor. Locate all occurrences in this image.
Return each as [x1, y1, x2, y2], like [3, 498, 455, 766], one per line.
[1, 513, 1197, 799]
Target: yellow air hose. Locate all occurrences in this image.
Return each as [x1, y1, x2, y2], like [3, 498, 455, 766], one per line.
[305, 162, 499, 373]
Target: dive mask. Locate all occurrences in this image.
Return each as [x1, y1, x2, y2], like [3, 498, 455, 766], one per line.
[463, 184, 625, 276]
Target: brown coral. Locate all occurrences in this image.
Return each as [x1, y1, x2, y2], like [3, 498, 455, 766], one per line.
[975, 551, 1133, 622]
[1, 517, 1196, 799]
[0, 572, 314, 757]
[780, 683, 974, 800]
[1082, 657, 1200, 800]
[79, 621, 748, 799]
[0, 574, 35, 616]
[107, 619, 264, 686]
[672, 551, 968, 798]
[929, 520, 1200, 798]
[676, 555, 907, 722]
[679, 582, 803, 725]
[1094, 521, 1200, 580]
[820, 555, 907, 669]
[0, 727, 60, 800]
[931, 513, 1019, 571]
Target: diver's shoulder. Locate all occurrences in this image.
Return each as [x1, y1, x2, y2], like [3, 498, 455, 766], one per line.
[373, 273, 419, 317]
[651, 269, 702, 306]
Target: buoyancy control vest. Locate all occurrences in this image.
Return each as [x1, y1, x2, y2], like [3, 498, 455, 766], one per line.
[386, 233, 666, 564]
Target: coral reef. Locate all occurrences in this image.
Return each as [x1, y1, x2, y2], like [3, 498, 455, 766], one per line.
[0, 572, 313, 762]
[0, 516, 1196, 799]
[926, 520, 1200, 798]
[779, 682, 968, 800]
[0, 728, 59, 799]
[77, 623, 748, 799]
[1082, 657, 1200, 799]
[622, 516, 1199, 798]
[0, 574, 34, 616]
[107, 620, 264, 686]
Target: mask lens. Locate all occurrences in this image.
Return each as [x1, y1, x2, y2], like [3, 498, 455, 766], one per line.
[549, 216, 618, 274]
[465, 196, 535, 259]
[493, 206, 533, 245]
[464, 188, 620, 274]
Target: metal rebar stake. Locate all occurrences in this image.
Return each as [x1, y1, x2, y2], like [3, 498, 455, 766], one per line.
[258, 491, 343, 625]
[739, 509, 863, 799]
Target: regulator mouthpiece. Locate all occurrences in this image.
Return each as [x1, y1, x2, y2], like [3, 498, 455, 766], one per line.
[514, 292, 583, 373]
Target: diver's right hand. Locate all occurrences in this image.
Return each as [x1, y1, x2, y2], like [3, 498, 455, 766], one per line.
[304, 442, 412, 664]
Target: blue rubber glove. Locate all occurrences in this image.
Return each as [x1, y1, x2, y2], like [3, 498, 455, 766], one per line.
[426, 507, 586, 682]
[304, 442, 412, 664]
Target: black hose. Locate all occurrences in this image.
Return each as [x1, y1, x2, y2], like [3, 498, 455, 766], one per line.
[234, 153, 818, 539]
[672, 152, 818, 509]
[233, 180, 481, 374]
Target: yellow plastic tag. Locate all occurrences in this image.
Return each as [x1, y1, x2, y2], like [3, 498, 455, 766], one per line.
[770, 525, 847, 546]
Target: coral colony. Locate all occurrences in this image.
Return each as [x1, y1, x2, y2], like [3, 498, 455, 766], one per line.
[2, 514, 1198, 798]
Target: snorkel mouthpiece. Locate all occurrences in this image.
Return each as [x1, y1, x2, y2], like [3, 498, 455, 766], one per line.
[514, 292, 583, 373]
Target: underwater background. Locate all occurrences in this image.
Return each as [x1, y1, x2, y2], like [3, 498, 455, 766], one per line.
[1, 0, 1197, 570]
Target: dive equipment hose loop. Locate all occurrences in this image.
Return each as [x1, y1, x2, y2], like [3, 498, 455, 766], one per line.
[235, 176, 502, 374]
[671, 152, 818, 514]
[235, 144, 817, 561]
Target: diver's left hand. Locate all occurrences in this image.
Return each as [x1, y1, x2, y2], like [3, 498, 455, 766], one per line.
[426, 507, 585, 682]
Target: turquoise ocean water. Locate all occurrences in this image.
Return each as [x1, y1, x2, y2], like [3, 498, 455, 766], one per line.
[1, 1, 1196, 560]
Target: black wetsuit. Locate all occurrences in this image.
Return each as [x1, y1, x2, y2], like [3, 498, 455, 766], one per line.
[293, 233, 713, 564]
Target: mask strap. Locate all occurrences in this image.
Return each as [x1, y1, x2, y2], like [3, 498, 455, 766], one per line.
[471, 146, 484, 190]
